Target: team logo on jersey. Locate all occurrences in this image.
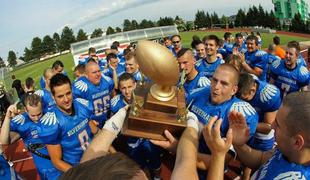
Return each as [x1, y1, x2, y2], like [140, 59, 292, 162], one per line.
[272, 60, 281, 69]
[260, 84, 278, 103]
[195, 59, 203, 67]
[274, 171, 306, 180]
[101, 73, 113, 83]
[12, 114, 25, 125]
[255, 50, 266, 57]
[198, 76, 211, 87]
[111, 95, 121, 108]
[40, 112, 57, 126]
[230, 101, 256, 117]
[75, 80, 88, 92]
[34, 90, 44, 97]
[76, 98, 89, 107]
[300, 66, 309, 76]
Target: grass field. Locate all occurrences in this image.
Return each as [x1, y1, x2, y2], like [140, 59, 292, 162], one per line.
[9, 31, 309, 90]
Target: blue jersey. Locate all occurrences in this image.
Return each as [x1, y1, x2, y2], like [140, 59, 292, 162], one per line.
[251, 150, 310, 179]
[297, 54, 307, 67]
[224, 42, 233, 54]
[248, 80, 281, 151]
[72, 75, 114, 128]
[34, 89, 55, 113]
[40, 76, 45, 89]
[0, 154, 20, 180]
[218, 48, 228, 60]
[10, 113, 60, 179]
[264, 53, 281, 81]
[119, 56, 126, 66]
[270, 60, 309, 98]
[233, 43, 247, 54]
[79, 57, 107, 71]
[183, 72, 210, 105]
[244, 50, 268, 81]
[195, 57, 225, 79]
[38, 98, 93, 166]
[102, 64, 125, 79]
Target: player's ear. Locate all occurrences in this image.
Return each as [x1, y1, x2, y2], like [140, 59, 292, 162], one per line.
[293, 134, 305, 151]
[231, 84, 238, 96]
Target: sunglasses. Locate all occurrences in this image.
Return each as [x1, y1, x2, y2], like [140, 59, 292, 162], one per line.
[173, 41, 180, 44]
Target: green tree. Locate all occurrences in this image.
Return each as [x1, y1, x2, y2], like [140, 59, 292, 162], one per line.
[0, 57, 5, 68]
[7, 50, 17, 67]
[76, 29, 88, 42]
[290, 13, 307, 33]
[157, 17, 174, 26]
[60, 26, 75, 51]
[235, 9, 246, 27]
[206, 12, 212, 28]
[139, 19, 154, 29]
[91, 28, 104, 38]
[258, 5, 266, 27]
[131, 20, 139, 29]
[115, 27, 122, 32]
[106, 26, 115, 35]
[42, 35, 56, 54]
[185, 21, 194, 31]
[211, 12, 220, 26]
[123, 19, 133, 31]
[53, 32, 61, 52]
[31, 37, 42, 59]
[24, 47, 33, 62]
[194, 10, 207, 29]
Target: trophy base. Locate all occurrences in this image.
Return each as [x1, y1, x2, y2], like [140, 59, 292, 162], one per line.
[122, 88, 186, 141]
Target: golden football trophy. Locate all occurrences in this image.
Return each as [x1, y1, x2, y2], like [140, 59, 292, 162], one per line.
[122, 40, 187, 140]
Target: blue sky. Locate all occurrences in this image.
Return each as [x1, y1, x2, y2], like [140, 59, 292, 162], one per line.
[0, 0, 306, 60]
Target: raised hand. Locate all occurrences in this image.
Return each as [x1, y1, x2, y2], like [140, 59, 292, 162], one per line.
[203, 116, 232, 156]
[228, 111, 250, 146]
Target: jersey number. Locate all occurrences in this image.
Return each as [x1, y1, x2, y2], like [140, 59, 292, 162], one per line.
[281, 83, 290, 97]
[93, 96, 110, 116]
[78, 130, 90, 151]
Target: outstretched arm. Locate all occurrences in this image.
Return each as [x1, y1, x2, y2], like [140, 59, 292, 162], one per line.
[0, 105, 20, 145]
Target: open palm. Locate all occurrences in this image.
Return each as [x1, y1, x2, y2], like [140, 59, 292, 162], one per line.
[228, 111, 250, 146]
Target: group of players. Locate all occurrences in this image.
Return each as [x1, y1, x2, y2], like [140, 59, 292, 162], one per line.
[0, 31, 310, 180]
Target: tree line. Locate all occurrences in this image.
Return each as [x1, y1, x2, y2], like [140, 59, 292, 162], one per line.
[2, 4, 309, 67]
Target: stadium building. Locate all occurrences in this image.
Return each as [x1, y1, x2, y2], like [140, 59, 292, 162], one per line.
[272, 0, 309, 25]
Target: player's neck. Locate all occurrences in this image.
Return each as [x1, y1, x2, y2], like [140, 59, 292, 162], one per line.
[285, 63, 297, 70]
[187, 69, 198, 81]
[286, 149, 310, 166]
[206, 54, 217, 63]
[59, 105, 73, 115]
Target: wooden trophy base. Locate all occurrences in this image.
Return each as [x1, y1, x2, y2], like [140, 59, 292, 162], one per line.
[122, 88, 187, 141]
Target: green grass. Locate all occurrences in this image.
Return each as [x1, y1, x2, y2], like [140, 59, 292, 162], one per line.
[180, 31, 309, 49]
[9, 31, 309, 90]
[10, 53, 75, 89]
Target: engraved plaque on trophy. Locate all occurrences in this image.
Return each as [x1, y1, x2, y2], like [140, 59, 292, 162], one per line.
[121, 40, 187, 141]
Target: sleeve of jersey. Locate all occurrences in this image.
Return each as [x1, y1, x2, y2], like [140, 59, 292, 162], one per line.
[230, 102, 258, 137]
[253, 51, 267, 69]
[298, 66, 310, 86]
[270, 59, 281, 78]
[187, 86, 210, 105]
[72, 79, 88, 99]
[260, 84, 282, 112]
[102, 74, 115, 91]
[10, 114, 25, 132]
[37, 112, 61, 145]
[39, 77, 46, 89]
[110, 95, 122, 114]
[75, 98, 93, 116]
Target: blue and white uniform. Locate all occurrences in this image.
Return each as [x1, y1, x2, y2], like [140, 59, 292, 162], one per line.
[110, 95, 162, 170]
[251, 149, 310, 179]
[224, 42, 233, 55]
[232, 43, 247, 54]
[72, 75, 114, 128]
[264, 53, 281, 81]
[244, 50, 268, 81]
[38, 98, 93, 166]
[34, 89, 55, 113]
[270, 59, 309, 98]
[247, 80, 281, 151]
[182, 72, 210, 105]
[189, 89, 258, 154]
[102, 64, 125, 79]
[195, 58, 225, 79]
[0, 154, 21, 180]
[218, 48, 228, 60]
[10, 113, 60, 179]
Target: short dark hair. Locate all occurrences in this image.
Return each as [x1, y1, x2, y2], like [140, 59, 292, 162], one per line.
[52, 60, 64, 69]
[216, 64, 240, 85]
[110, 44, 118, 50]
[25, 77, 35, 89]
[50, 73, 71, 95]
[224, 32, 232, 40]
[205, 35, 220, 46]
[171, 34, 181, 40]
[59, 153, 141, 180]
[246, 35, 259, 46]
[119, 73, 136, 85]
[123, 48, 131, 57]
[107, 53, 118, 61]
[24, 94, 41, 107]
[235, 33, 243, 38]
[112, 41, 120, 47]
[176, 48, 191, 58]
[287, 41, 300, 52]
[74, 64, 85, 74]
[88, 47, 96, 54]
[273, 36, 280, 45]
[282, 92, 310, 142]
[236, 73, 255, 98]
[163, 36, 171, 41]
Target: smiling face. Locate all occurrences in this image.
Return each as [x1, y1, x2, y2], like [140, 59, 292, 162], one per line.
[125, 57, 139, 74]
[172, 36, 181, 49]
[195, 43, 206, 58]
[210, 66, 238, 104]
[52, 83, 73, 114]
[205, 39, 218, 56]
